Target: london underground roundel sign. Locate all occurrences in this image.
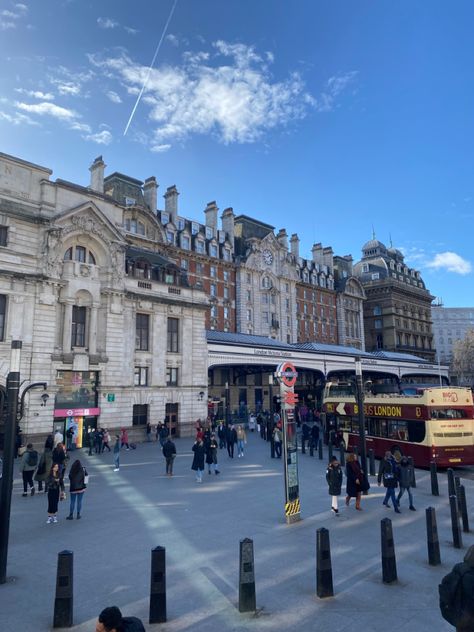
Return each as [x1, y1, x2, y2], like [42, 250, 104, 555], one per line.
[277, 361, 298, 388]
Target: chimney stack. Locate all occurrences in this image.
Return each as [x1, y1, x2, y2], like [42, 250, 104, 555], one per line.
[290, 233, 300, 258]
[311, 243, 323, 264]
[276, 228, 288, 251]
[89, 156, 106, 193]
[143, 177, 158, 212]
[221, 207, 235, 250]
[164, 185, 179, 223]
[205, 201, 219, 231]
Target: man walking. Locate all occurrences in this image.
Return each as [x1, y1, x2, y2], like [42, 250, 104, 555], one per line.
[226, 424, 237, 458]
[378, 451, 401, 513]
[20, 443, 38, 496]
[162, 437, 177, 476]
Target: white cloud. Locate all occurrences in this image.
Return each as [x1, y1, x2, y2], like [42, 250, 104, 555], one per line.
[0, 20, 15, 30]
[150, 143, 171, 153]
[15, 88, 55, 100]
[56, 82, 81, 96]
[426, 252, 472, 275]
[15, 101, 78, 120]
[166, 34, 179, 47]
[83, 130, 113, 145]
[0, 2, 27, 28]
[97, 17, 119, 29]
[0, 110, 39, 126]
[106, 90, 122, 104]
[90, 41, 323, 147]
[316, 71, 359, 112]
[124, 26, 138, 35]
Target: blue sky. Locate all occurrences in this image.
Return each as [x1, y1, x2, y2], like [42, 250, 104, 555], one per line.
[1, 0, 473, 306]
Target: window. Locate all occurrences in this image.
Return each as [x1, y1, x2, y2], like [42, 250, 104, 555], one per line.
[223, 270, 229, 282]
[262, 276, 271, 289]
[0, 225, 8, 246]
[223, 286, 229, 299]
[263, 311, 269, 323]
[180, 259, 188, 270]
[161, 212, 169, 224]
[196, 240, 205, 254]
[134, 367, 148, 386]
[176, 218, 185, 231]
[196, 262, 203, 275]
[247, 273, 251, 284]
[373, 306, 382, 316]
[247, 309, 252, 321]
[71, 306, 86, 347]
[192, 222, 200, 235]
[0, 294, 6, 340]
[375, 319, 382, 329]
[133, 404, 148, 426]
[262, 294, 268, 304]
[223, 306, 229, 319]
[376, 334, 384, 349]
[209, 244, 218, 258]
[166, 230, 174, 244]
[210, 305, 217, 318]
[371, 273, 380, 280]
[167, 317, 179, 352]
[205, 226, 214, 240]
[286, 298, 290, 310]
[135, 313, 149, 351]
[166, 367, 178, 386]
[63, 246, 96, 264]
[285, 283, 289, 292]
[223, 248, 231, 261]
[210, 283, 217, 297]
[76, 246, 86, 263]
[210, 265, 216, 278]
[181, 235, 190, 250]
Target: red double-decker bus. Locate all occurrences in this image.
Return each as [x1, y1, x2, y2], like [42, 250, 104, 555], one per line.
[323, 385, 474, 467]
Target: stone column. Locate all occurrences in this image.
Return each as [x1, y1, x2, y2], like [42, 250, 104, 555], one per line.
[89, 305, 99, 354]
[63, 302, 73, 353]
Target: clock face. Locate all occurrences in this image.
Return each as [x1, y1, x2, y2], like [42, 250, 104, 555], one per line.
[262, 249, 273, 265]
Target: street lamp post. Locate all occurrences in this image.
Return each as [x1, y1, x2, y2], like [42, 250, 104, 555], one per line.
[0, 341, 48, 584]
[225, 381, 230, 425]
[355, 357, 367, 477]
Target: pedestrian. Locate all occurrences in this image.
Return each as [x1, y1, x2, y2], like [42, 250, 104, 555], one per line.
[52, 442, 67, 480]
[397, 456, 416, 511]
[53, 428, 63, 448]
[20, 443, 38, 497]
[66, 425, 74, 451]
[206, 433, 220, 475]
[162, 437, 177, 476]
[102, 429, 111, 452]
[301, 420, 310, 454]
[310, 422, 320, 456]
[35, 436, 53, 493]
[378, 450, 401, 513]
[248, 412, 256, 432]
[87, 428, 95, 456]
[226, 424, 237, 458]
[159, 423, 169, 447]
[155, 422, 162, 442]
[66, 459, 87, 520]
[113, 435, 120, 471]
[191, 437, 205, 483]
[345, 452, 364, 510]
[326, 455, 343, 515]
[439, 545, 474, 632]
[46, 463, 65, 524]
[94, 428, 103, 454]
[120, 428, 130, 450]
[95, 605, 145, 632]
[273, 426, 282, 458]
[236, 424, 247, 458]
[217, 421, 226, 449]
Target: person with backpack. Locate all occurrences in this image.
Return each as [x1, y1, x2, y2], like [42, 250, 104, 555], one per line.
[20, 443, 38, 496]
[96, 605, 145, 632]
[378, 451, 401, 513]
[397, 456, 416, 511]
[439, 545, 474, 631]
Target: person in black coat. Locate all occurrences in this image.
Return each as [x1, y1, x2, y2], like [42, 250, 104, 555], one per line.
[301, 421, 310, 454]
[226, 425, 237, 458]
[217, 422, 226, 449]
[96, 606, 145, 632]
[345, 452, 365, 510]
[191, 438, 205, 483]
[205, 434, 220, 475]
[162, 438, 177, 476]
[326, 456, 343, 515]
[378, 451, 401, 513]
[310, 423, 320, 456]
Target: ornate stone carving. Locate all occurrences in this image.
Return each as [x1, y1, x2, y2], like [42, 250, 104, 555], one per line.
[42, 227, 63, 278]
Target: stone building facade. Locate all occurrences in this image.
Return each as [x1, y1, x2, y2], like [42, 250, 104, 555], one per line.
[353, 238, 435, 361]
[0, 152, 209, 445]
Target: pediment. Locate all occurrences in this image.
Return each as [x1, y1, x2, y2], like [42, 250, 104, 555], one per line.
[52, 201, 126, 244]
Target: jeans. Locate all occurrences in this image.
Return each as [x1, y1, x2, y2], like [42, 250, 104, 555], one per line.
[22, 470, 34, 493]
[274, 441, 282, 458]
[114, 453, 120, 469]
[195, 468, 203, 482]
[69, 492, 84, 515]
[383, 487, 398, 507]
[237, 439, 245, 456]
[166, 457, 174, 475]
[398, 486, 414, 506]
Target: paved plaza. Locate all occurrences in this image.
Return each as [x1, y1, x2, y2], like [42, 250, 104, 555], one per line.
[1, 432, 472, 631]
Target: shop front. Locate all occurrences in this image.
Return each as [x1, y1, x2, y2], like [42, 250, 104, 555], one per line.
[54, 371, 100, 449]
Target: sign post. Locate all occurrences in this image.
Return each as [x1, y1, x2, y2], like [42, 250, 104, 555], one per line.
[275, 362, 301, 524]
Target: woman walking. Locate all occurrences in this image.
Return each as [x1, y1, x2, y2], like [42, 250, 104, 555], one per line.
[113, 435, 120, 471]
[345, 452, 364, 510]
[102, 429, 111, 453]
[326, 456, 343, 515]
[236, 425, 247, 458]
[120, 428, 130, 450]
[52, 441, 67, 480]
[66, 459, 87, 520]
[206, 433, 220, 475]
[35, 436, 53, 493]
[46, 463, 65, 524]
[191, 437, 205, 483]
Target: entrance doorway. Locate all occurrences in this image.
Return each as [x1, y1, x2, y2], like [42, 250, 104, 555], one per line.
[165, 403, 179, 437]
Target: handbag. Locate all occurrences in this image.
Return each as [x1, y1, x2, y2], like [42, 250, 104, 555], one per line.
[83, 467, 89, 486]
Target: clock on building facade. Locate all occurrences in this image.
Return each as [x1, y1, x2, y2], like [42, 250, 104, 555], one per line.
[262, 249, 273, 265]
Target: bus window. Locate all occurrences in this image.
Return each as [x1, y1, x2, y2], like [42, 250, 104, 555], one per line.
[407, 420, 426, 443]
[431, 409, 468, 420]
[338, 416, 352, 432]
[388, 420, 409, 441]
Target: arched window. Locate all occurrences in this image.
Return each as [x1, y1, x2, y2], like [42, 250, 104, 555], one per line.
[64, 246, 96, 264]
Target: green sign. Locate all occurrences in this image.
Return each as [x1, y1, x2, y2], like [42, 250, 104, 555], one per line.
[107, 393, 115, 402]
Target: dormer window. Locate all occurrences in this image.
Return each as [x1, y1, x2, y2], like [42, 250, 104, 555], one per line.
[205, 226, 214, 240]
[176, 218, 185, 231]
[181, 235, 190, 250]
[191, 222, 200, 235]
[209, 243, 218, 258]
[125, 197, 136, 206]
[223, 248, 231, 261]
[161, 212, 169, 225]
[196, 239, 205, 254]
[166, 230, 175, 244]
[124, 218, 145, 235]
[64, 246, 96, 265]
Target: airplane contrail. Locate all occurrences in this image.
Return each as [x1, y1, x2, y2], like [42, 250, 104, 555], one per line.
[123, 0, 179, 136]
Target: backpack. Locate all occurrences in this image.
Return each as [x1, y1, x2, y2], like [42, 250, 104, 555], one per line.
[27, 450, 38, 467]
[439, 563, 472, 626]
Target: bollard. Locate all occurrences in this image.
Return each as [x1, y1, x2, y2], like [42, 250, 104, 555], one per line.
[425, 507, 441, 566]
[454, 476, 462, 513]
[328, 441, 333, 461]
[407, 456, 416, 488]
[430, 462, 439, 496]
[447, 468, 456, 497]
[316, 528, 334, 598]
[339, 444, 345, 467]
[149, 546, 166, 624]
[239, 538, 256, 613]
[449, 495, 463, 549]
[381, 518, 397, 583]
[459, 485, 470, 533]
[369, 449, 375, 476]
[318, 438, 323, 460]
[53, 550, 73, 628]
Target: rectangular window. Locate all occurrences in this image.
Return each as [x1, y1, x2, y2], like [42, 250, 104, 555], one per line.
[205, 226, 214, 240]
[210, 283, 217, 297]
[167, 317, 179, 352]
[71, 306, 86, 347]
[223, 269, 229, 282]
[210, 305, 217, 318]
[0, 294, 6, 341]
[176, 218, 185, 231]
[196, 262, 203, 275]
[132, 404, 148, 426]
[135, 313, 149, 351]
[375, 319, 382, 329]
[196, 240, 205, 254]
[166, 230, 174, 244]
[263, 311, 269, 323]
[161, 212, 169, 224]
[246, 273, 251, 283]
[134, 366, 149, 386]
[209, 244, 218, 258]
[223, 306, 229, 319]
[248, 290, 253, 302]
[210, 265, 217, 278]
[192, 222, 200, 235]
[75, 246, 86, 263]
[223, 249, 231, 261]
[180, 259, 188, 270]
[0, 226, 8, 247]
[166, 366, 178, 386]
[223, 286, 229, 299]
[181, 235, 190, 250]
[247, 309, 252, 321]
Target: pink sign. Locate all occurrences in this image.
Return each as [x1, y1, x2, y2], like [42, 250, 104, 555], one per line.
[54, 407, 101, 418]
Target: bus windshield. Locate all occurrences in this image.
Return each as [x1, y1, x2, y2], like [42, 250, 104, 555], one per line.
[430, 408, 471, 419]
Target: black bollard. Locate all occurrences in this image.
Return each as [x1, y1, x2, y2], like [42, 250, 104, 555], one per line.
[369, 449, 375, 476]
[318, 438, 323, 460]
[449, 495, 463, 549]
[149, 546, 166, 624]
[239, 538, 256, 613]
[407, 456, 416, 488]
[447, 468, 456, 497]
[339, 444, 345, 467]
[430, 461, 439, 496]
[381, 518, 397, 583]
[53, 550, 73, 628]
[459, 485, 470, 533]
[425, 507, 441, 566]
[454, 476, 462, 513]
[316, 528, 334, 598]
